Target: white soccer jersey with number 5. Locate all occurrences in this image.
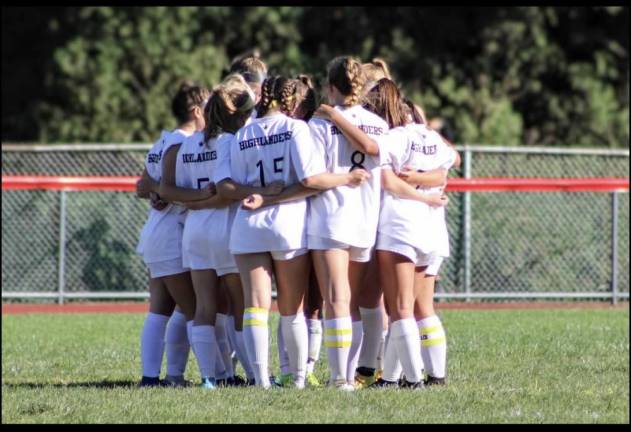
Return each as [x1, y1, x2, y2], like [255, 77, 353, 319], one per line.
[217, 113, 325, 254]
[176, 131, 237, 270]
[307, 105, 389, 248]
[378, 123, 457, 256]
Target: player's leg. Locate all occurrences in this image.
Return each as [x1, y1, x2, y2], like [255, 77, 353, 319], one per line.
[355, 255, 384, 387]
[140, 276, 175, 386]
[414, 257, 447, 385]
[304, 264, 323, 387]
[214, 280, 234, 384]
[312, 248, 354, 390]
[235, 252, 274, 388]
[164, 305, 191, 386]
[273, 251, 310, 388]
[189, 269, 219, 389]
[347, 259, 368, 386]
[375, 250, 424, 388]
[223, 272, 255, 384]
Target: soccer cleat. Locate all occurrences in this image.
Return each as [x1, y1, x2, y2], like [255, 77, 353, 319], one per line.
[138, 376, 163, 388]
[424, 375, 446, 386]
[306, 372, 322, 388]
[400, 379, 424, 390]
[200, 377, 217, 390]
[330, 379, 355, 391]
[354, 371, 377, 389]
[230, 375, 252, 387]
[164, 375, 192, 388]
[368, 378, 399, 389]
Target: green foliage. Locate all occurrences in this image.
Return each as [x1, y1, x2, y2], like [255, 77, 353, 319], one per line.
[1, 7, 629, 147]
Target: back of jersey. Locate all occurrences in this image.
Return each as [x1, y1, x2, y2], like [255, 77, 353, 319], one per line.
[307, 104, 389, 248]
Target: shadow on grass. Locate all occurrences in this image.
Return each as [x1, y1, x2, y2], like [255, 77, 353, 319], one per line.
[3, 380, 141, 389]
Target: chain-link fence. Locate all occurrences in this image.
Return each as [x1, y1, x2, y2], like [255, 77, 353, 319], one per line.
[2, 144, 629, 302]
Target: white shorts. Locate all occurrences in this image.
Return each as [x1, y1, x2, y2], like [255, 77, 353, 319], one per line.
[376, 233, 443, 274]
[307, 235, 373, 263]
[147, 258, 189, 279]
[270, 248, 309, 261]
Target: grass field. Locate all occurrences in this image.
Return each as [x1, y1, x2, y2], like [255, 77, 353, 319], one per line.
[2, 308, 629, 423]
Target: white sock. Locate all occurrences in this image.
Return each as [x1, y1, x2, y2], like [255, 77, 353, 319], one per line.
[391, 318, 424, 383]
[140, 312, 169, 377]
[235, 331, 255, 380]
[418, 315, 447, 379]
[277, 321, 291, 375]
[346, 320, 364, 384]
[165, 311, 190, 377]
[191, 325, 217, 378]
[357, 307, 383, 370]
[306, 318, 322, 374]
[377, 329, 387, 370]
[243, 307, 271, 388]
[226, 315, 238, 372]
[215, 313, 234, 378]
[215, 347, 228, 380]
[324, 317, 353, 384]
[186, 320, 194, 353]
[280, 314, 308, 387]
[381, 329, 402, 382]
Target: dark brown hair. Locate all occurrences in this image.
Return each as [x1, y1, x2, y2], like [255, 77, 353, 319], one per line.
[327, 56, 365, 106]
[204, 74, 255, 140]
[171, 82, 210, 124]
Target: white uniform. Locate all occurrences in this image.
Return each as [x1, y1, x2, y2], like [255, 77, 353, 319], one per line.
[178, 131, 238, 275]
[307, 105, 389, 262]
[376, 123, 457, 272]
[136, 129, 193, 278]
[214, 112, 325, 259]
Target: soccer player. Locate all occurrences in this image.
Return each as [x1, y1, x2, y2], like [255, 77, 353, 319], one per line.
[135, 83, 211, 387]
[216, 75, 369, 389]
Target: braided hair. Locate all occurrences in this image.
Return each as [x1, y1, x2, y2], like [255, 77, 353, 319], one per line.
[327, 56, 365, 107]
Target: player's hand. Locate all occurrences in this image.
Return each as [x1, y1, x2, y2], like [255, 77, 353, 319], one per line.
[136, 177, 153, 197]
[347, 169, 371, 187]
[263, 180, 284, 195]
[398, 165, 416, 185]
[149, 192, 168, 211]
[424, 193, 449, 208]
[242, 194, 264, 211]
[313, 104, 335, 121]
[202, 182, 216, 198]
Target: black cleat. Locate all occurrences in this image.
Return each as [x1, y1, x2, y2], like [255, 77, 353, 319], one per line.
[424, 376, 446, 386]
[369, 378, 399, 389]
[400, 379, 424, 390]
[138, 376, 163, 388]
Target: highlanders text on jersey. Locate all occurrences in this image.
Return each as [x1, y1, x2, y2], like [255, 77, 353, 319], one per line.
[177, 132, 237, 271]
[217, 113, 325, 254]
[378, 123, 457, 256]
[307, 105, 389, 248]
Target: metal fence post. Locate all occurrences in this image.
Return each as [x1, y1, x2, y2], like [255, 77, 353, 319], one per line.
[463, 147, 472, 302]
[57, 190, 67, 305]
[611, 191, 619, 305]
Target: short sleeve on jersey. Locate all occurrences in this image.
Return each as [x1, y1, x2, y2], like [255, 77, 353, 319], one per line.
[307, 118, 330, 167]
[427, 131, 458, 170]
[377, 127, 409, 172]
[163, 130, 188, 155]
[213, 133, 234, 184]
[291, 121, 326, 181]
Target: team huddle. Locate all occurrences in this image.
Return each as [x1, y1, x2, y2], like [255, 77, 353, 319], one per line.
[135, 53, 460, 391]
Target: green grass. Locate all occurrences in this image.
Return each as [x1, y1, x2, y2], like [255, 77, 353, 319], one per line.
[2, 308, 629, 423]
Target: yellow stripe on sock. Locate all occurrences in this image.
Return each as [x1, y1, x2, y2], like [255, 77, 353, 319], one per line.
[244, 307, 268, 315]
[421, 336, 446, 347]
[324, 328, 352, 336]
[420, 325, 443, 336]
[324, 340, 352, 348]
[243, 319, 268, 327]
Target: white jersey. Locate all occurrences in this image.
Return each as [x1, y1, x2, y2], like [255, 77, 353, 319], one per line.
[378, 123, 457, 256]
[215, 112, 325, 254]
[307, 105, 389, 248]
[177, 131, 237, 270]
[135, 128, 194, 264]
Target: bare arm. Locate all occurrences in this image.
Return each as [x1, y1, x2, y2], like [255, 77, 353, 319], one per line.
[136, 168, 159, 199]
[242, 169, 370, 210]
[159, 144, 213, 202]
[183, 193, 236, 211]
[382, 169, 448, 207]
[398, 167, 448, 188]
[313, 104, 379, 156]
[216, 178, 284, 201]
